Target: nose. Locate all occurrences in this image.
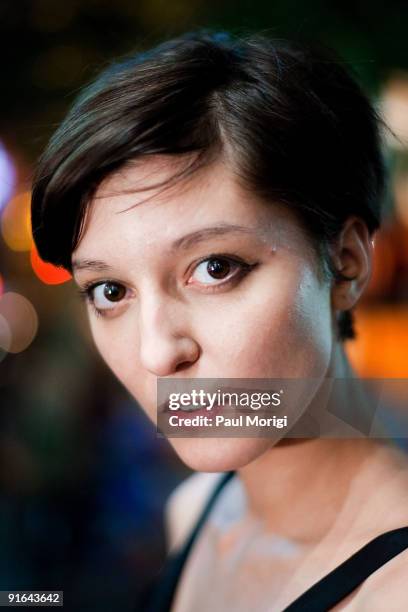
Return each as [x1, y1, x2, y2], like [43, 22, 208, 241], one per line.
[138, 295, 200, 377]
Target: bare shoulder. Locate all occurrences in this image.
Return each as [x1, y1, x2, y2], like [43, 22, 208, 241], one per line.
[351, 546, 408, 611]
[164, 471, 224, 554]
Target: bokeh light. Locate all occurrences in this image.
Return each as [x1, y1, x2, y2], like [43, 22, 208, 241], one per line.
[347, 305, 408, 378]
[1, 190, 32, 251]
[381, 73, 408, 149]
[394, 171, 408, 227]
[0, 292, 38, 353]
[0, 141, 16, 212]
[0, 312, 12, 363]
[30, 244, 72, 285]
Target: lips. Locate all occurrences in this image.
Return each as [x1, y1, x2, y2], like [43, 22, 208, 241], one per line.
[159, 401, 253, 416]
[165, 403, 228, 421]
[157, 385, 283, 414]
[159, 400, 221, 413]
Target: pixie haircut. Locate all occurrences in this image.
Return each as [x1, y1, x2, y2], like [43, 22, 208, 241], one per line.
[31, 30, 386, 341]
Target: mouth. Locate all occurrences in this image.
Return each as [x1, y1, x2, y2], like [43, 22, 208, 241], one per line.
[157, 385, 284, 414]
[159, 400, 225, 413]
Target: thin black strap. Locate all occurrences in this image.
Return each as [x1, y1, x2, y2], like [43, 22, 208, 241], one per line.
[283, 526, 408, 611]
[142, 470, 235, 611]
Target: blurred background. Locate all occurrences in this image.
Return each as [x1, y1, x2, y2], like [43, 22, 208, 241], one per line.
[0, 1, 408, 611]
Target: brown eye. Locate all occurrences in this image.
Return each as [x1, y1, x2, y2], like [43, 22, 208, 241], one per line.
[90, 281, 127, 311]
[103, 282, 126, 302]
[190, 256, 245, 287]
[206, 258, 231, 279]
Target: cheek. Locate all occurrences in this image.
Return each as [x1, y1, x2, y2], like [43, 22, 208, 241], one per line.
[88, 316, 156, 418]
[201, 263, 333, 378]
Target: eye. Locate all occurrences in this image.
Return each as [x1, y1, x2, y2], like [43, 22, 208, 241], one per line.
[93, 282, 126, 309]
[77, 281, 127, 316]
[188, 256, 253, 287]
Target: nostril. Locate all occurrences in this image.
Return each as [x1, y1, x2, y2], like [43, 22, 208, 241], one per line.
[175, 361, 192, 373]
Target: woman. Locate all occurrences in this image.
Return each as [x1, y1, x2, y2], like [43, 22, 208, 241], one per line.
[31, 30, 408, 611]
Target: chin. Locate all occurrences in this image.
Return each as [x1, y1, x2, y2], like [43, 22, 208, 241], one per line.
[168, 436, 275, 472]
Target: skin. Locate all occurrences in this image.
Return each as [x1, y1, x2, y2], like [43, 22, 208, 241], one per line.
[71, 154, 367, 469]
[71, 154, 408, 609]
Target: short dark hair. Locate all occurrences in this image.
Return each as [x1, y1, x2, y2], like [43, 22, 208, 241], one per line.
[31, 29, 386, 341]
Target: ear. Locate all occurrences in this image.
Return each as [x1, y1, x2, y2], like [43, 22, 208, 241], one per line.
[330, 216, 374, 312]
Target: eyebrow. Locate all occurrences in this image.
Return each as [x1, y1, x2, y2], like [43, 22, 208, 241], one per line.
[171, 223, 257, 250]
[71, 223, 258, 272]
[71, 259, 112, 273]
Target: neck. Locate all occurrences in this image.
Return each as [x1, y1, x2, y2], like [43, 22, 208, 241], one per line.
[236, 342, 388, 543]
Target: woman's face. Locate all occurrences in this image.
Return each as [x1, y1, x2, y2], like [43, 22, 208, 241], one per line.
[72, 156, 335, 471]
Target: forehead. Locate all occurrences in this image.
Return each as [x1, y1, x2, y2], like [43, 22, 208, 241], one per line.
[73, 155, 307, 260]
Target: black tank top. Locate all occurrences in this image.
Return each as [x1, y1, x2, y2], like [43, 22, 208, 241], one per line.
[140, 470, 408, 611]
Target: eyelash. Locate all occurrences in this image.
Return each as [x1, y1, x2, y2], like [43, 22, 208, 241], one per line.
[76, 254, 258, 318]
[76, 286, 104, 318]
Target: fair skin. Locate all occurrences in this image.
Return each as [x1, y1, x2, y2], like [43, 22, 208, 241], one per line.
[72, 155, 408, 610]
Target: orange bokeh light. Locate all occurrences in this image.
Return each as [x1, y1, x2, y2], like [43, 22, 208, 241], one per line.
[346, 305, 408, 378]
[1, 191, 32, 251]
[30, 245, 72, 285]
